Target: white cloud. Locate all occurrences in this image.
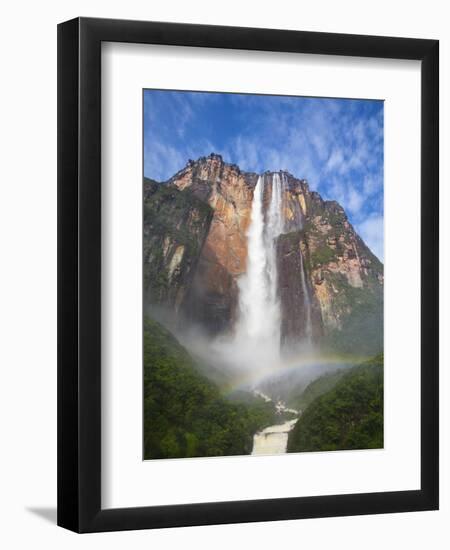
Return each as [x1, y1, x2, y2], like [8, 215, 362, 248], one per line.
[144, 141, 186, 181]
[356, 215, 384, 262]
[310, 133, 329, 161]
[230, 135, 260, 171]
[325, 149, 345, 173]
[363, 174, 382, 196]
[346, 186, 364, 216]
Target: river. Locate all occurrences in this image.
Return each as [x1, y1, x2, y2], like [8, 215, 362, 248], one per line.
[251, 418, 298, 455]
[251, 391, 300, 455]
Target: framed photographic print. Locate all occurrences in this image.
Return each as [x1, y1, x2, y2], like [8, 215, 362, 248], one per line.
[57, 17, 439, 532]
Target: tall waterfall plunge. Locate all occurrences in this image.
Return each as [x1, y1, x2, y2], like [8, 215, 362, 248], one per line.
[233, 172, 313, 376]
[235, 173, 286, 372]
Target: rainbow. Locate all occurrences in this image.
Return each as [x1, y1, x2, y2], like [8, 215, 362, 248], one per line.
[220, 352, 369, 396]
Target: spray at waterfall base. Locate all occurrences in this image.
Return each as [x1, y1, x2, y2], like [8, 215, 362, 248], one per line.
[188, 172, 355, 402]
[144, 160, 382, 403]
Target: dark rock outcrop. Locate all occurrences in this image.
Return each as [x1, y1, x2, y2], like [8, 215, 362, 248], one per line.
[277, 231, 323, 345]
[143, 177, 213, 315]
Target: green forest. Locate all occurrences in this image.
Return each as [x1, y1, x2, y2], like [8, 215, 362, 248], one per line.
[143, 316, 279, 459]
[287, 355, 384, 453]
[143, 317, 383, 459]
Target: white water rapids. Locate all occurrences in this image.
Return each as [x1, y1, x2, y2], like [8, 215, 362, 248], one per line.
[251, 419, 298, 455]
[251, 390, 300, 455]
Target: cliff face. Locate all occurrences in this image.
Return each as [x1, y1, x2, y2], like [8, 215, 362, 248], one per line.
[275, 175, 383, 353]
[143, 154, 384, 355]
[168, 154, 258, 334]
[143, 177, 213, 314]
[300, 192, 383, 354]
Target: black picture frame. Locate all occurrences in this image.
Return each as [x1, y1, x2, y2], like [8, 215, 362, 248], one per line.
[57, 16, 439, 533]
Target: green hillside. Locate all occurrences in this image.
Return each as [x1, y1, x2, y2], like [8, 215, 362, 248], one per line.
[287, 355, 383, 453]
[288, 369, 347, 412]
[143, 316, 277, 459]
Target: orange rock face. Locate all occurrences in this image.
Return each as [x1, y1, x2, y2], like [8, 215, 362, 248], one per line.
[169, 154, 257, 333]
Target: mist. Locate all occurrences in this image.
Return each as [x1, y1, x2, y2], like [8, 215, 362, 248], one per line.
[145, 172, 354, 402]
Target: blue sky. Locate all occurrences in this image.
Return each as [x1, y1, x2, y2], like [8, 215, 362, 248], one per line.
[143, 90, 384, 260]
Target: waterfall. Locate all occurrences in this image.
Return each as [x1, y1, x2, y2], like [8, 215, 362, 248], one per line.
[235, 174, 284, 370]
[234, 171, 313, 373]
[236, 175, 275, 344]
[299, 251, 313, 344]
[279, 172, 312, 345]
[266, 173, 284, 308]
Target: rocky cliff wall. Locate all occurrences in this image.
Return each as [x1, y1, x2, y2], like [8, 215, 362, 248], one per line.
[143, 153, 384, 355]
